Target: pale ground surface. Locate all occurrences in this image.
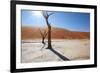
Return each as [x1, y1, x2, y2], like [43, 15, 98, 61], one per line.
[21, 39, 90, 63]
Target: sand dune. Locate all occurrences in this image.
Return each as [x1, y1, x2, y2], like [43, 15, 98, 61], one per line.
[21, 26, 90, 40]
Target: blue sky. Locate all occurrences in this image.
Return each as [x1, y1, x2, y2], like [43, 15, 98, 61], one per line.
[21, 10, 90, 32]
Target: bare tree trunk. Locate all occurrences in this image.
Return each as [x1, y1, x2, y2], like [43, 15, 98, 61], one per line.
[47, 25, 52, 49]
[46, 20, 52, 49]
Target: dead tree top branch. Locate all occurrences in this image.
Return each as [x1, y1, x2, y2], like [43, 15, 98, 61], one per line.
[42, 11, 54, 27]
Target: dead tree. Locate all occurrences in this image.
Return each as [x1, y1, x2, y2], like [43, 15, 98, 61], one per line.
[39, 28, 48, 50]
[42, 11, 54, 49]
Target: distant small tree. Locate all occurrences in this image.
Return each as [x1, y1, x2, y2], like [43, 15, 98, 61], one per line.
[39, 28, 47, 50]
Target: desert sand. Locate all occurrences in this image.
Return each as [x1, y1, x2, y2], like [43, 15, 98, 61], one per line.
[21, 39, 90, 63]
[21, 27, 90, 40]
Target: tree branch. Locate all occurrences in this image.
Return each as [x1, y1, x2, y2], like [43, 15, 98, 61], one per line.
[48, 13, 54, 17]
[39, 28, 48, 39]
[38, 28, 44, 37]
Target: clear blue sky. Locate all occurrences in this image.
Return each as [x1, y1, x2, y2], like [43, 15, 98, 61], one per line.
[21, 10, 90, 32]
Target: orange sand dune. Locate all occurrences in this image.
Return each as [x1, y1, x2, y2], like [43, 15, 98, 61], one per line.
[21, 26, 90, 40]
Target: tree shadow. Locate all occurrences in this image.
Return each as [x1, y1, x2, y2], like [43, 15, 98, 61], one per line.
[40, 40, 70, 61]
[49, 48, 70, 61]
